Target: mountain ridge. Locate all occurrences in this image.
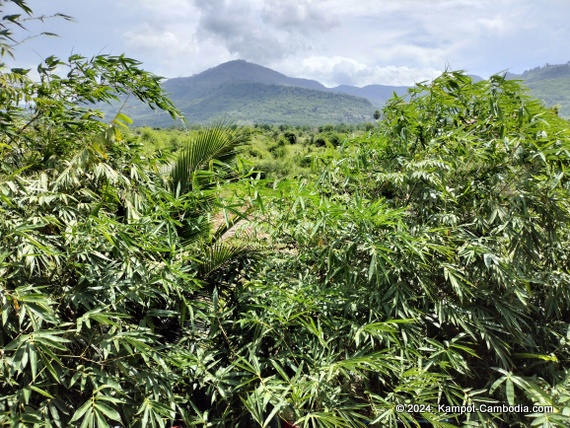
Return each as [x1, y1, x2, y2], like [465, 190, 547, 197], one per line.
[125, 60, 383, 126]
[119, 59, 570, 126]
[506, 61, 570, 117]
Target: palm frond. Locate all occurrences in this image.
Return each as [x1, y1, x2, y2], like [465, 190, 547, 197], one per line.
[199, 241, 250, 280]
[170, 124, 249, 196]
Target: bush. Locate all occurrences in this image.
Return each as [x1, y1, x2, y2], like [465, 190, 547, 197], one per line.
[1, 4, 256, 426]
[283, 131, 297, 144]
[314, 137, 327, 147]
[248, 72, 570, 427]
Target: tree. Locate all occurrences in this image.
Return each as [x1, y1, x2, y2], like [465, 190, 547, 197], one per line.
[283, 131, 297, 144]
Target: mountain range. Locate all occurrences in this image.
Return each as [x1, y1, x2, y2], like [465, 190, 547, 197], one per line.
[119, 60, 408, 126]
[117, 60, 570, 127]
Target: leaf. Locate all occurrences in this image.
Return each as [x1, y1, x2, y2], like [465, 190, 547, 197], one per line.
[94, 409, 110, 428]
[94, 402, 121, 422]
[489, 376, 506, 395]
[368, 249, 377, 281]
[70, 400, 93, 424]
[29, 343, 37, 379]
[483, 253, 498, 268]
[506, 378, 515, 406]
[113, 112, 133, 128]
[170, 124, 248, 195]
[28, 385, 55, 399]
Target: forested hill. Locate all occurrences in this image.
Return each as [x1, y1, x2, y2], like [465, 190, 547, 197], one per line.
[118, 59, 570, 126]
[119, 60, 380, 126]
[133, 81, 372, 126]
[164, 60, 409, 108]
[507, 62, 570, 117]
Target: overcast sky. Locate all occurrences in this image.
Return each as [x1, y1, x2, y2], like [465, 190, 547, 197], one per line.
[5, 0, 570, 87]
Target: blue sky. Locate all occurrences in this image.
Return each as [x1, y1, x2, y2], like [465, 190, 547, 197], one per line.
[5, 0, 570, 87]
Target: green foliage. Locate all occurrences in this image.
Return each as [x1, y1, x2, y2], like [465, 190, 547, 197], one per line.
[241, 71, 570, 426]
[0, 3, 254, 426]
[170, 125, 249, 195]
[2, 4, 570, 427]
[283, 131, 297, 145]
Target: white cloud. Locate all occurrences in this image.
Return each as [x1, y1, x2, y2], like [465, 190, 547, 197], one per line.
[119, 0, 195, 18]
[188, 0, 338, 64]
[284, 56, 441, 87]
[476, 16, 509, 33]
[260, 0, 338, 32]
[124, 25, 199, 61]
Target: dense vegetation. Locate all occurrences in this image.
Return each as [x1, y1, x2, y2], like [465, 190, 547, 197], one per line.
[132, 123, 372, 180]
[2, 2, 570, 427]
[127, 81, 375, 127]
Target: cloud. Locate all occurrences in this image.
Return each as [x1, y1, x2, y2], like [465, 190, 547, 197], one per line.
[190, 0, 337, 64]
[124, 24, 199, 61]
[260, 0, 338, 33]
[108, 0, 570, 85]
[119, 0, 195, 18]
[14, 0, 570, 88]
[288, 56, 442, 87]
[191, 0, 279, 61]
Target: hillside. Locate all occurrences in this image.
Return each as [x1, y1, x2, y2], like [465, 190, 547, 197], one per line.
[117, 60, 382, 126]
[126, 80, 374, 126]
[508, 62, 570, 117]
[114, 59, 570, 127]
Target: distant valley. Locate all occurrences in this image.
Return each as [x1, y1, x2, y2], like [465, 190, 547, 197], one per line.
[116, 60, 570, 127]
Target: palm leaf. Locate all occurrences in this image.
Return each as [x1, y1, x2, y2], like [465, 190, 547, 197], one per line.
[199, 241, 249, 280]
[170, 124, 249, 196]
[211, 204, 255, 245]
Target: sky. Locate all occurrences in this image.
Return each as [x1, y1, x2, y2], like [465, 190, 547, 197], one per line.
[5, 0, 570, 87]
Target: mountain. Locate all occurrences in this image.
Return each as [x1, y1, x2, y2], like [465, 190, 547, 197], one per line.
[126, 80, 375, 127]
[165, 60, 327, 96]
[119, 60, 391, 127]
[169, 60, 409, 106]
[114, 60, 570, 127]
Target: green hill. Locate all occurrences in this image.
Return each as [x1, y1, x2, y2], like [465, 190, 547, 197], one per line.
[164, 59, 327, 95]
[508, 62, 570, 117]
[116, 60, 377, 127]
[114, 60, 570, 127]
[180, 82, 371, 126]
